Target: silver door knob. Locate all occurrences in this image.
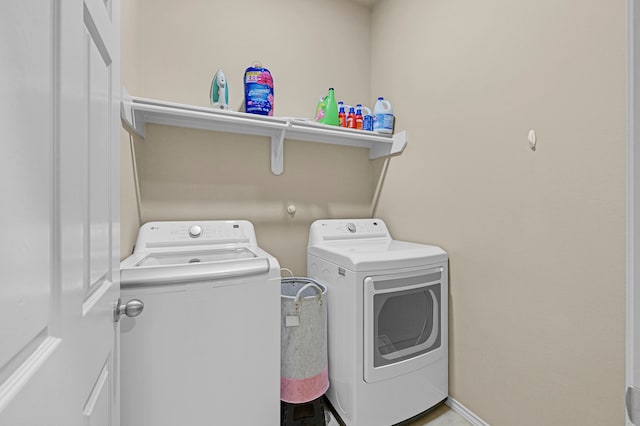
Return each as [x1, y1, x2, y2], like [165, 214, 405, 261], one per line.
[114, 298, 144, 322]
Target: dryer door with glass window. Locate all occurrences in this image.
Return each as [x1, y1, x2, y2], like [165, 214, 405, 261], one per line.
[363, 267, 445, 383]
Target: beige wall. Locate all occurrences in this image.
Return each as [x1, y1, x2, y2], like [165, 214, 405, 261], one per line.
[121, 0, 627, 423]
[120, 0, 376, 273]
[372, 1, 626, 425]
[120, 0, 142, 259]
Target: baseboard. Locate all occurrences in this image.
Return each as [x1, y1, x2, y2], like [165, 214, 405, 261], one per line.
[445, 397, 490, 426]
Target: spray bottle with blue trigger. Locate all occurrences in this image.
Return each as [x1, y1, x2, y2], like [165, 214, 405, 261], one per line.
[210, 69, 229, 110]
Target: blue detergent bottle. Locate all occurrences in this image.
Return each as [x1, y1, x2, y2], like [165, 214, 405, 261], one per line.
[244, 62, 274, 116]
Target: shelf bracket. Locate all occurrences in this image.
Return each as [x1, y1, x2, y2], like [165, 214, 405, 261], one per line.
[390, 130, 408, 156]
[120, 87, 145, 138]
[270, 129, 286, 175]
[368, 130, 408, 159]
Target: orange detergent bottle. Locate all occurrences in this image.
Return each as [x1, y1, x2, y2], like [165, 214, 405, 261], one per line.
[347, 107, 356, 128]
[355, 104, 364, 130]
[338, 101, 347, 127]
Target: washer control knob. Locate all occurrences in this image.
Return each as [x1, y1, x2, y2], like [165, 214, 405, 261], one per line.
[347, 223, 356, 233]
[188, 225, 203, 238]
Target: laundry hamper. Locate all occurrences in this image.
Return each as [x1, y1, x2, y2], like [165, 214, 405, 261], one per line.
[280, 277, 329, 425]
[280, 277, 329, 402]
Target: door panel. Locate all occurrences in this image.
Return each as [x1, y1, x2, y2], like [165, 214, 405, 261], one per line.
[0, 1, 53, 373]
[83, 358, 112, 426]
[0, 1, 121, 424]
[80, 0, 121, 424]
[86, 4, 113, 296]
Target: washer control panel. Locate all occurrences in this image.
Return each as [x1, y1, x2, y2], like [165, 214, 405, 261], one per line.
[134, 220, 258, 253]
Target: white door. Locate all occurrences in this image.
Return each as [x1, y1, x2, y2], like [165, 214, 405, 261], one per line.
[0, 1, 122, 425]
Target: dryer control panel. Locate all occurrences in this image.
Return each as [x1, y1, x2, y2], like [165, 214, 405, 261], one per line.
[308, 219, 391, 246]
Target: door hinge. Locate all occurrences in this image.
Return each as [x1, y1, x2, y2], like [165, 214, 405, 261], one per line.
[627, 386, 640, 425]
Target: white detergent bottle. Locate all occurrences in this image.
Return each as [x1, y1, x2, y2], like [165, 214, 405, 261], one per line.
[373, 97, 394, 134]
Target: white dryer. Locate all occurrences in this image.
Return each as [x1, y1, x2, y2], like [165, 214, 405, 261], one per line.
[307, 219, 448, 426]
[119, 220, 280, 426]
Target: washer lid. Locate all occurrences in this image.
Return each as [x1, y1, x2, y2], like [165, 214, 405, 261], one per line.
[137, 247, 256, 266]
[120, 247, 272, 288]
[307, 240, 447, 272]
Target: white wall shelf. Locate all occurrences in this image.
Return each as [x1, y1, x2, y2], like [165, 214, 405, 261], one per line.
[121, 93, 407, 175]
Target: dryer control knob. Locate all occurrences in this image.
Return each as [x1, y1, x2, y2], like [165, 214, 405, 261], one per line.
[347, 223, 356, 233]
[188, 225, 203, 238]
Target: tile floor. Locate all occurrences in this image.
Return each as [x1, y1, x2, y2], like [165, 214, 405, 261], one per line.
[408, 404, 471, 426]
[325, 402, 471, 426]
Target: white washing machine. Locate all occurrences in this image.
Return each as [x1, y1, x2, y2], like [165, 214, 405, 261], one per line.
[307, 219, 448, 426]
[119, 220, 280, 426]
